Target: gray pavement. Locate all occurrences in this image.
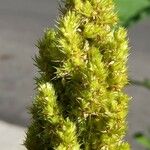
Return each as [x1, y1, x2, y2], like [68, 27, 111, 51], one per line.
[0, 0, 57, 126]
[0, 121, 25, 150]
[0, 0, 150, 149]
[127, 21, 150, 150]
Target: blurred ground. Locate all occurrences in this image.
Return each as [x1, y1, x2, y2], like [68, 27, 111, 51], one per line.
[0, 0, 150, 149]
[0, 121, 25, 150]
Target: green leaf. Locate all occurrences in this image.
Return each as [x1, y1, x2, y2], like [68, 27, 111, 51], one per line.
[130, 78, 150, 90]
[134, 133, 150, 149]
[115, 0, 150, 27]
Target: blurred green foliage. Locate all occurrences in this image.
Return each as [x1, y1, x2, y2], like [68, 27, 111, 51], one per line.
[115, 0, 150, 27]
[134, 132, 150, 149]
[130, 79, 150, 90]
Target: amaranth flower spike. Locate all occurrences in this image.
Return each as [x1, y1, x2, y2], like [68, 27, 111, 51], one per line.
[24, 0, 130, 149]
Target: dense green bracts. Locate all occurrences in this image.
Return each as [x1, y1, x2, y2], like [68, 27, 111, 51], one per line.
[25, 0, 130, 149]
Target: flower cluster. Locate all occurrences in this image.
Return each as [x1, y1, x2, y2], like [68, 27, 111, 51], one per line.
[25, 0, 130, 149]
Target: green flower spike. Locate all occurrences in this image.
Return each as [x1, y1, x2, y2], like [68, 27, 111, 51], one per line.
[25, 0, 130, 149]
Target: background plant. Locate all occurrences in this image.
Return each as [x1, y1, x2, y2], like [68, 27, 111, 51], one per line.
[134, 132, 150, 150]
[116, 0, 150, 28]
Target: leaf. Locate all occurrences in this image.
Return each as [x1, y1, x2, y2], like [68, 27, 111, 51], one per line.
[134, 132, 150, 149]
[115, 0, 150, 27]
[130, 78, 150, 90]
